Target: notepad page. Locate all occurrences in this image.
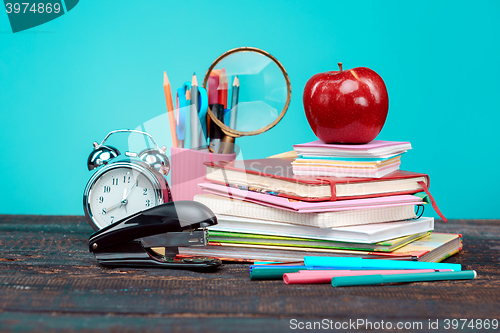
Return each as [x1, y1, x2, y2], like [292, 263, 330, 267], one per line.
[336, 177, 428, 197]
[194, 194, 416, 228]
[206, 166, 332, 198]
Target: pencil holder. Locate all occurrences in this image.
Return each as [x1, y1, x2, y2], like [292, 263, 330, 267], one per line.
[170, 147, 236, 201]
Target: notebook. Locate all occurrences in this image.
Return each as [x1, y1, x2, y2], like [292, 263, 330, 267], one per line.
[292, 161, 401, 178]
[293, 140, 412, 158]
[384, 232, 463, 262]
[198, 182, 424, 213]
[195, 194, 420, 228]
[208, 231, 430, 252]
[204, 158, 428, 202]
[179, 232, 461, 263]
[292, 155, 401, 178]
[207, 215, 434, 243]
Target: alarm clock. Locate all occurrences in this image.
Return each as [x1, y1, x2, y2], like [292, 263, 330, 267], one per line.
[83, 129, 172, 230]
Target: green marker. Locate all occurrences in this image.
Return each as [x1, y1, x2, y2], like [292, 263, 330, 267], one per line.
[250, 267, 302, 280]
[331, 270, 477, 287]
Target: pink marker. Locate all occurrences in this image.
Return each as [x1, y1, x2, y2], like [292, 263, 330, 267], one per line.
[283, 269, 452, 284]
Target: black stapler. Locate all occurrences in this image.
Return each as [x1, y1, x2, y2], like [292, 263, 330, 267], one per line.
[88, 201, 222, 270]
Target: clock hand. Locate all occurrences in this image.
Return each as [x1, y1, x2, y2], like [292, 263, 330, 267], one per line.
[119, 172, 134, 210]
[122, 172, 130, 201]
[106, 174, 135, 212]
[104, 201, 122, 213]
[124, 181, 138, 200]
[105, 176, 138, 215]
[120, 180, 140, 214]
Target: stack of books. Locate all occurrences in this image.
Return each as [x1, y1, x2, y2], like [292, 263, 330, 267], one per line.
[292, 140, 411, 178]
[179, 142, 460, 263]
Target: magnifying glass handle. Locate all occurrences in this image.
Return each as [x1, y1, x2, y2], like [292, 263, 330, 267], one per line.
[219, 136, 235, 154]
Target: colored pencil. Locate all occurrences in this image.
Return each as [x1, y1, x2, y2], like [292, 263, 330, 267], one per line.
[163, 71, 178, 148]
[229, 76, 239, 130]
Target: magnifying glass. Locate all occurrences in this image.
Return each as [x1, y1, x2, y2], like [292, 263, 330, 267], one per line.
[202, 47, 292, 154]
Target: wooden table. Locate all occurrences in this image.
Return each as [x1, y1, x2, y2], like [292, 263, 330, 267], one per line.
[1, 216, 499, 332]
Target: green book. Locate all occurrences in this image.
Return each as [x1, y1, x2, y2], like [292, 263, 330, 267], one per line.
[208, 231, 430, 253]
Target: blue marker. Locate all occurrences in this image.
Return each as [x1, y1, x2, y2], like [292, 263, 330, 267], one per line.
[304, 256, 462, 271]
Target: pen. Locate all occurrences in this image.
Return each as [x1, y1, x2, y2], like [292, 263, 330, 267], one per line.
[197, 87, 208, 147]
[331, 270, 477, 287]
[190, 73, 199, 149]
[163, 71, 178, 148]
[176, 88, 187, 148]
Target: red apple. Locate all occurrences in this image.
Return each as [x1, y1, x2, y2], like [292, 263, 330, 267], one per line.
[303, 63, 389, 144]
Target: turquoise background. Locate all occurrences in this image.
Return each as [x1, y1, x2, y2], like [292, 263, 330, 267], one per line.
[1, 1, 499, 218]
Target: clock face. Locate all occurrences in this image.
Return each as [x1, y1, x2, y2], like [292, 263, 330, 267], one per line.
[87, 166, 159, 229]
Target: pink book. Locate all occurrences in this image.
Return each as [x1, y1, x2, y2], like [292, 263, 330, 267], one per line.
[198, 182, 423, 213]
[283, 269, 452, 284]
[294, 140, 411, 149]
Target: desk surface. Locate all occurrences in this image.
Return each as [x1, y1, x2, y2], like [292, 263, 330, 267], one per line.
[0, 216, 499, 332]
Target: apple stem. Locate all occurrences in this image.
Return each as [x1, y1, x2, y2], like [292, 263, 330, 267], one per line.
[338, 62, 343, 72]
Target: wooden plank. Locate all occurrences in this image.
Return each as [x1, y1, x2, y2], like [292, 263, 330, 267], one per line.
[1, 215, 499, 332]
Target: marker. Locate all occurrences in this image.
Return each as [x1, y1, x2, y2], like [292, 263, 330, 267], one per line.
[304, 256, 462, 271]
[208, 75, 223, 153]
[218, 68, 228, 109]
[250, 267, 302, 280]
[283, 269, 453, 284]
[331, 270, 477, 287]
